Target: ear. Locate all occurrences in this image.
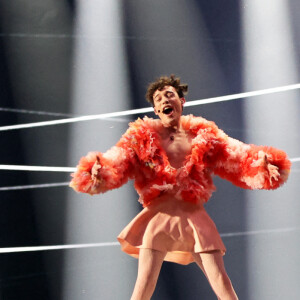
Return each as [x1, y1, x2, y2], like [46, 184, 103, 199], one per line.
[180, 97, 186, 106]
[153, 105, 159, 115]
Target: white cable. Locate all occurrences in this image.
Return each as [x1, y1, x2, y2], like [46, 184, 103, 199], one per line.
[0, 227, 298, 254]
[0, 83, 299, 131]
[0, 107, 153, 131]
[0, 166, 298, 192]
[220, 227, 298, 238]
[0, 107, 131, 123]
[184, 83, 300, 106]
[0, 182, 69, 191]
[0, 107, 73, 117]
[0, 33, 73, 38]
[0, 242, 120, 254]
[0, 165, 76, 172]
[0, 156, 298, 174]
[290, 157, 300, 162]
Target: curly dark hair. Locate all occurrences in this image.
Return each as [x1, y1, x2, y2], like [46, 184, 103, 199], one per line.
[145, 74, 188, 106]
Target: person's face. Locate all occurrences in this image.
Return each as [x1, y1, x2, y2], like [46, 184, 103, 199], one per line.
[153, 86, 185, 127]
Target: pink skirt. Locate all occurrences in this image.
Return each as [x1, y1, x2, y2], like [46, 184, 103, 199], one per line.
[118, 196, 226, 265]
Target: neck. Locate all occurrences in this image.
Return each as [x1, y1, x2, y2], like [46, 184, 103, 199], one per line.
[163, 115, 181, 127]
[161, 118, 182, 135]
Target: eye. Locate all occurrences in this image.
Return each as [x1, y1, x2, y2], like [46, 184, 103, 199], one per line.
[166, 92, 174, 97]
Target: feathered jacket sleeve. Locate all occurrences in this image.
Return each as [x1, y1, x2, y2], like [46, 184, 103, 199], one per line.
[199, 119, 291, 190]
[69, 129, 136, 195]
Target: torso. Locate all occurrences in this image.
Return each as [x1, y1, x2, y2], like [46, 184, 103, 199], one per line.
[156, 126, 193, 200]
[159, 127, 193, 169]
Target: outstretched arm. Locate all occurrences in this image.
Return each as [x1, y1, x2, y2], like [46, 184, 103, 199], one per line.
[70, 133, 136, 195]
[204, 124, 291, 190]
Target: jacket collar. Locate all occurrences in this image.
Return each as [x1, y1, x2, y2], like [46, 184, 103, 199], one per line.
[133, 115, 206, 171]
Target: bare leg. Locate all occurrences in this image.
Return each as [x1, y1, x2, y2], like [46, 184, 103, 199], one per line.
[193, 251, 238, 300]
[130, 248, 166, 300]
[193, 253, 221, 300]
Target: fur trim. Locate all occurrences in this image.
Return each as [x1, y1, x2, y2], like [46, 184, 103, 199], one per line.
[70, 115, 291, 205]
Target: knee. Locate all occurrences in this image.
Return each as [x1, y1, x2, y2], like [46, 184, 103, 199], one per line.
[131, 273, 158, 300]
[136, 271, 157, 289]
[217, 272, 233, 292]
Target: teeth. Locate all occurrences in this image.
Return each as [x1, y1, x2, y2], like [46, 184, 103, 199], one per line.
[163, 107, 173, 114]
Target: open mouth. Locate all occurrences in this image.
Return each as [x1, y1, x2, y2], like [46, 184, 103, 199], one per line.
[162, 107, 173, 115]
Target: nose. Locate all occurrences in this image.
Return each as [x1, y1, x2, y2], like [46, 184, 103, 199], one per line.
[162, 97, 169, 104]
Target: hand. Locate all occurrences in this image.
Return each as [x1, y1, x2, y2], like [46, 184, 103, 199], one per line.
[91, 156, 102, 181]
[264, 155, 280, 184]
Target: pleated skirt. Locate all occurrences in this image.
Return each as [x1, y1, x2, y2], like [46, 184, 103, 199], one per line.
[118, 196, 226, 265]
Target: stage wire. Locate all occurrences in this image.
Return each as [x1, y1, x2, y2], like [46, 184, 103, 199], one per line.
[0, 227, 298, 254]
[0, 82, 299, 131]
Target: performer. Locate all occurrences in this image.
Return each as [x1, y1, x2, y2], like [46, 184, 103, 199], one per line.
[70, 75, 290, 300]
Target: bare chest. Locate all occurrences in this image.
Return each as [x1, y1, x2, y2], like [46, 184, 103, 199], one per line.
[160, 131, 192, 169]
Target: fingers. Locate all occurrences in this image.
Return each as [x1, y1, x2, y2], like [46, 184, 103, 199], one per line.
[263, 154, 280, 184]
[96, 155, 101, 164]
[91, 157, 102, 181]
[267, 164, 280, 184]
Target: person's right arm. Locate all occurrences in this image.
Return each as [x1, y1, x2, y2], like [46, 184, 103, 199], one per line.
[69, 129, 136, 195]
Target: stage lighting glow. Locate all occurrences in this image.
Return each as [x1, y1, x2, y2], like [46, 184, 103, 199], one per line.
[242, 1, 300, 298]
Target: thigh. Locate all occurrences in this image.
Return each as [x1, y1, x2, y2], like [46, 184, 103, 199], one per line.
[198, 250, 227, 278]
[192, 252, 206, 273]
[131, 249, 167, 300]
[193, 250, 229, 283]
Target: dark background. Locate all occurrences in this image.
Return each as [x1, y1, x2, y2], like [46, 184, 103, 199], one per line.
[0, 1, 299, 299]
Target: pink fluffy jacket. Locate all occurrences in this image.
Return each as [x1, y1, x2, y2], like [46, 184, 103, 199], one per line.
[70, 115, 291, 207]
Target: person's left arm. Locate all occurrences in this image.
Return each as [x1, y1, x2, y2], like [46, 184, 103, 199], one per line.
[204, 122, 291, 190]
